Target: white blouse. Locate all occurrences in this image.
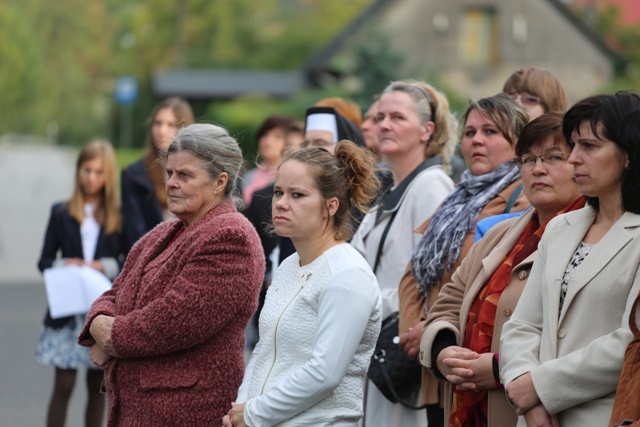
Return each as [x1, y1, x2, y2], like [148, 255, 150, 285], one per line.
[237, 243, 382, 426]
[80, 204, 100, 262]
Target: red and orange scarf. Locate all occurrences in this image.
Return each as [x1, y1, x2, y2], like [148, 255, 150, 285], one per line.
[450, 197, 585, 427]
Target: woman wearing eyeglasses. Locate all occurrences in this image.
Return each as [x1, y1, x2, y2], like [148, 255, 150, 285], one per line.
[418, 113, 584, 427]
[397, 94, 531, 426]
[503, 68, 568, 120]
[501, 92, 640, 427]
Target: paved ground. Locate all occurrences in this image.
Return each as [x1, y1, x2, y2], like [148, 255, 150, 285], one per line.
[0, 283, 93, 427]
[0, 140, 92, 426]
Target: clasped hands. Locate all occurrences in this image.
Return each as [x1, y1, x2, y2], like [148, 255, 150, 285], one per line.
[222, 402, 247, 427]
[398, 322, 494, 390]
[88, 314, 118, 368]
[435, 346, 496, 391]
[506, 372, 559, 427]
[394, 322, 559, 426]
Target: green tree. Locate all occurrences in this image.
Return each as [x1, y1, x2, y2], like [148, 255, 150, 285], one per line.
[0, 0, 371, 147]
[0, 3, 48, 134]
[1, 0, 118, 144]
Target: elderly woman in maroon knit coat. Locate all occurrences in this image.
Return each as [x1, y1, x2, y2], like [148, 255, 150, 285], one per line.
[78, 123, 265, 426]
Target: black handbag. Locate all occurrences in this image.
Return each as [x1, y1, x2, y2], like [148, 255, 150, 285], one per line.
[366, 159, 440, 410]
[368, 311, 426, 409]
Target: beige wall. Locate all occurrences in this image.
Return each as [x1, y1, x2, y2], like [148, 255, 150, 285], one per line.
[357, 0, 615, 104]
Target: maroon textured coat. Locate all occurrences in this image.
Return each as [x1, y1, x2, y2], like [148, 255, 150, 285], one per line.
[79, 199, 264, 426]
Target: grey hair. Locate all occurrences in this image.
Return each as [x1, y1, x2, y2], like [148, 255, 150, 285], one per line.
[384, 80, 434, 124]
[166, 123, 243, 199]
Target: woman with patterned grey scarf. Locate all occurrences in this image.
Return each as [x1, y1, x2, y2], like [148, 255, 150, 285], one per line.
[397, 93, 531, 425]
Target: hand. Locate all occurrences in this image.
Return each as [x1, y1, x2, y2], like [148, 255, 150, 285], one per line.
[435, 346, 478, 382]
[64, 258, 85, 267]
[506, 372, 540, 415]
[89, 344, 112, 367]
[86, 260, 104, 272]
[449, 352, 496, 391]
[437, 348, 495, 390]
[523, 403, 559, 427]
[398, 320, 425, 360]
[224, 402, 247, 427]
[89, 315, 118, 357]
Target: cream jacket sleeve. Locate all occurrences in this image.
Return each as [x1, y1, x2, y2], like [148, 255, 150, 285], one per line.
[242, 268, 381, 426]
[500, 214, 640, 415]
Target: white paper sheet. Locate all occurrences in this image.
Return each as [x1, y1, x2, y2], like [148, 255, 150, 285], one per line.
[44, 265, 112, 319]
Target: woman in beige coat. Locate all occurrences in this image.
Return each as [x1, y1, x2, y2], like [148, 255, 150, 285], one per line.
[397, 94, 530, 424]
[501, 92, 640, 426]
[419, 113, 584, 427]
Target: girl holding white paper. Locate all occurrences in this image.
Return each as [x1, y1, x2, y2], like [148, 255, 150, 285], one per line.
[36, 139, 122, 427]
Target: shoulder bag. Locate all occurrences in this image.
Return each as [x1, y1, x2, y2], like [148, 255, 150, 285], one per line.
[367, 158, 441, 410]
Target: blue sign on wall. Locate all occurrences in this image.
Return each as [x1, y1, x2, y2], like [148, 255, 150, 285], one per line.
[115, 76, 138, 105]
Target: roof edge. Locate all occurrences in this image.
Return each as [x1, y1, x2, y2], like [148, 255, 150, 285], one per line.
[547, 0, 627, 67]
[303, 0, 395, 72]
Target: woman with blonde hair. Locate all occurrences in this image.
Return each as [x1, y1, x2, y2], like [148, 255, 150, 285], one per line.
[36, 139, 123, 427]
[350, 79, 458, 426]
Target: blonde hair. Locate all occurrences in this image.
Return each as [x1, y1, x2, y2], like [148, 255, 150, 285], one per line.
[382, 80, 458, 174]
[68, 139, 121, 234]
[458, 93, 529, 148]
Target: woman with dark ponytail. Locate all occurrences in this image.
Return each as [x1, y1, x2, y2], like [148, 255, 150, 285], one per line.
[223, 141, 383, 427]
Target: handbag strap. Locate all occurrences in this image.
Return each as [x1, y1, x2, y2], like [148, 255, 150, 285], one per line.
[373, 210, 397, 274]
[377, 357, 428, 410]
[372, 157, 441, 274]
[504, 183, 523, 213]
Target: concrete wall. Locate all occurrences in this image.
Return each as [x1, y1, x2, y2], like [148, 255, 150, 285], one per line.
[362, 0, 615, 104]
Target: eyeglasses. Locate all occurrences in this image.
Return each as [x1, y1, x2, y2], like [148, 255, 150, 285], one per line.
[509, 93, 541, 107]
[514, 153, 570, 169]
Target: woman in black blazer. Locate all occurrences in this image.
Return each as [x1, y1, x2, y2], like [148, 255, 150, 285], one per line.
[36, 139, 122, 427]
[120, 98, 194, 255]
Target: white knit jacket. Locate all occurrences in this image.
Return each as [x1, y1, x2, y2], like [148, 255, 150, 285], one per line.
[237, 243, 382, 426]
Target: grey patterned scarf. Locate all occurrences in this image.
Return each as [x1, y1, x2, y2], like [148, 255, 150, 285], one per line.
[411, 161, 520, 296]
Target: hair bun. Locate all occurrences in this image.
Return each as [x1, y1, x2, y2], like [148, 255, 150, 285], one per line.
[334, 140, 380, 214]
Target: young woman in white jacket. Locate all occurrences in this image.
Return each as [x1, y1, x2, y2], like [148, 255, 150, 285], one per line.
[223, 141, 383, 427]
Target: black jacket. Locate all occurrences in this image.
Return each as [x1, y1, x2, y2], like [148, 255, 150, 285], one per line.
[38, 202, 122, 328]
[121, 159, 163, 255]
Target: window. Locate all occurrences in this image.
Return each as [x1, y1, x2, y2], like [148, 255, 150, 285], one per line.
[459, 8, 499, 66]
